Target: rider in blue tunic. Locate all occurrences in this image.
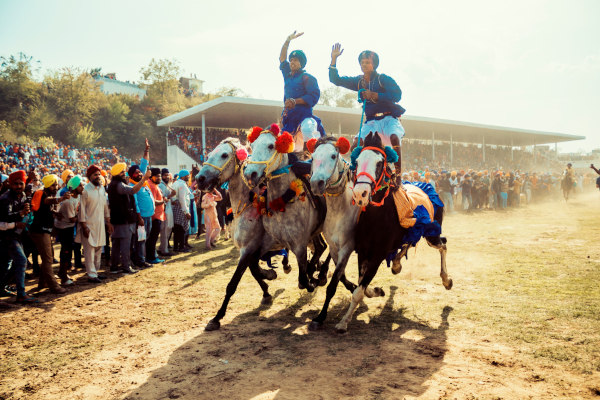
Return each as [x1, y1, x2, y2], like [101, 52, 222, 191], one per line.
[329, 43, 406, 176]
[279, 31, 326, 152]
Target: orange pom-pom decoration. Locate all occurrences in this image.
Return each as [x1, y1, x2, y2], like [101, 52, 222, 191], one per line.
[248, 126, 263, 143]
[275, 131, 294, 153]
[306, 138, 317, 154]
[269, 123, 280, 135]
[335, 137, 351, 155]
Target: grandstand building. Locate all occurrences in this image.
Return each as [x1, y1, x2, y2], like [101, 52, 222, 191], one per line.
[158, 96, 586, 173]
[94, 74, 147, 98]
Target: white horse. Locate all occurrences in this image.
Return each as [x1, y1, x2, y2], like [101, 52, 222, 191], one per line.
[243, 126, 324, 292]
[197, 138, 282, 331]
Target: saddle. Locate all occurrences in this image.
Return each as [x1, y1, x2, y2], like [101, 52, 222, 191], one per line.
[392, 185, 435, 229]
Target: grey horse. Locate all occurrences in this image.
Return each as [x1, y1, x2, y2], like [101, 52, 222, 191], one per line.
[196, 138, 281, 331]
[243, 130, 323, 292]
[307, 136, 384, 330]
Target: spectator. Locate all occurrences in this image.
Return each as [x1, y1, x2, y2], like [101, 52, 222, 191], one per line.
[171, 170, 192, 253]
[54, 174, 83, 286]
[146, 168, 165, 264]
[158, 169, 175, 257]
[201, 188, 223, 250]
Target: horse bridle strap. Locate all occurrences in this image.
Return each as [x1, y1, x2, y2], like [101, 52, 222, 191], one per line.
[354, 146, 391, 194]
[245, 150, 284, 180]
[203, 142, 239, 174]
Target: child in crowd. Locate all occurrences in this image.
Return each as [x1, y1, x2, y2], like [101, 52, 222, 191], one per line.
[201, 188, 222, 250]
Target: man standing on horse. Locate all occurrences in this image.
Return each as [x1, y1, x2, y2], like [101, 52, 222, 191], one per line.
[329, 43, 406, 177]
[279, 31, 326, 153]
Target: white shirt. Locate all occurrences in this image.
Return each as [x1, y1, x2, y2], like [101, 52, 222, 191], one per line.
[77, 182, 109, 247]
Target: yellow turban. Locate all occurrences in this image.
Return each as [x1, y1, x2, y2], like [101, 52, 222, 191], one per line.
[61, 169, 73, 184]
[42, 174, 59, 189]
[111, 162, 127, 176]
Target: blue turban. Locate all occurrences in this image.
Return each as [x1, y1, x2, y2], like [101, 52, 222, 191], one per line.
[289, 50, 307, 68]
[178, 169, 190, 178]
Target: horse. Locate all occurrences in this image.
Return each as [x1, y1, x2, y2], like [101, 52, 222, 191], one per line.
[333, 132, 452, 333]
[197, 137, 283, 331]
[306, 136, 387, 330]
[561, 172, 574, 201]
[243, 125, 326, 292]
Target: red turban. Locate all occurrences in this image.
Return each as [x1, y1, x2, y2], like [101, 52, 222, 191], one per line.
[9, 170, 27, 185]
[87, 164, 101, 179]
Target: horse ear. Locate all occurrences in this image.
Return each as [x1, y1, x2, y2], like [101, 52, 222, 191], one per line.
[270, 123, 280, 135]
[335, 137, 350, 155]
[306, 138, 317, 154]
[275, 131, 295, 153]
[248, 126, 262, 143]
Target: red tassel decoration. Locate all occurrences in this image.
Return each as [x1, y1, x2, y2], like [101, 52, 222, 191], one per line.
[275, 131, 294, 153]
[306, 138, 317, 154]
[336, 137, 351, 155]
[248, 126, 263, 143]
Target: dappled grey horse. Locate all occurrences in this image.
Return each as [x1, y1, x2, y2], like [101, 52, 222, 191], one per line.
[307, 136, 386, 330]
[243, 128, 323, 292]
[197, 138, 282, 331]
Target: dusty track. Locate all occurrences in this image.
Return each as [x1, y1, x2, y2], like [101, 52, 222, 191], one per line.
[1, 191, 600, 399]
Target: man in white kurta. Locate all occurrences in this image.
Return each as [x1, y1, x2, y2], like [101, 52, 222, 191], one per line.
[78, 165, 112, 282]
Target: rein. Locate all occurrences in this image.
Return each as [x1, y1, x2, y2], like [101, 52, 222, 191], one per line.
[203, 142, 239, 174]
[243, 150, 286, 188]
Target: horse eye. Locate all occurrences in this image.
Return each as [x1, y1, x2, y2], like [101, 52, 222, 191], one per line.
[268, 144, 274, 150]
[331, 154, 336, 160]
[221, 153, 228, 159]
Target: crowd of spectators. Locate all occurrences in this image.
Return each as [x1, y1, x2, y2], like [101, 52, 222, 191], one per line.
[0, 139, 232, 305]
[167, 127, 245, 162]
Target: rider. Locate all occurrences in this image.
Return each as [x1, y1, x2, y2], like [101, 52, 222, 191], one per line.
[279, 31, 326, 155]
[329, 43, 406, 178]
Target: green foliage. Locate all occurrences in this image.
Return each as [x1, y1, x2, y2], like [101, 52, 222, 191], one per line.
[73, 124, 101, 148]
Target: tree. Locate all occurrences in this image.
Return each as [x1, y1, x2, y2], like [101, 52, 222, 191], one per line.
[319, 86, 357, 108]
[139, 58, 183, 113]
[44, 67, 104, 143]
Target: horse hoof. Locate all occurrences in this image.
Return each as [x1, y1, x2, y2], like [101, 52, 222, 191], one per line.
[283, 265, 292, 274]
[444, 279, 453, 290]
[318, 277, 327, 287]
[373, 287, 385, 297]
[261, 295, 273, 305]
[205, 319, 221, 331]
[335, 326, 348, 334]
[263, 269, 277, 281]
[308, 321, 324, 331]
[298, 282, 305, 290]
[306, 284, 315, 293]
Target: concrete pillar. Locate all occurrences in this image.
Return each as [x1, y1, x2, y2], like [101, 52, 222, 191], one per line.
[201, 114, 206, 162]
[482, 135, 486, 163]
[450, 133, 453, 166]
[511, 137, 514, 161]
[432, 131, 435, 160]
[338, 121, 342, 136]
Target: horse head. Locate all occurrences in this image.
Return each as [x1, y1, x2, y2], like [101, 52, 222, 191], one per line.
[243, 124, 294, 188]
[352, 132, 396, 207]
[197, 138, 247, 191]
[308, 136, 351, 195]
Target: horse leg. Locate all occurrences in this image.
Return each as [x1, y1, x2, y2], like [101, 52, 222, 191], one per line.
[340, 274, 357, 293]
[282, 249, 291, 274]
[293, 246, 314, 292]
[426, 236, 453, 290]
[335, 258, 382, 333]
[391, 244, 409, 275]
[309, 249, 351, 330]
[316, 252, 331, 286]
[308, 234, 327, 285]
[248, 261, 274, 305]
[205, 250, 259, 331]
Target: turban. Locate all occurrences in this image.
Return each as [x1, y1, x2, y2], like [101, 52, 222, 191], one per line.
[150, 167, 161, 176]
[161, 168, 169, 174]
[100, 170, 107, 177]
[42, 174, 59, 188]
[289, 50, 307, 68]
[67, 175, 82, 190]
[178, 169, 190, 178]
[87, 164, 101, 179]
[1, 174, 8, 183]
[358, 50, 379, 69]
[61, 169, 73, 184]
[128, 165, 140, 177]
[8, 170, 26, 185]
[111, 162, 127, 176]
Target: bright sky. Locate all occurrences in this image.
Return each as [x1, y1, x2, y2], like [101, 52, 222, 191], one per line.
[1, 0, 599, 153]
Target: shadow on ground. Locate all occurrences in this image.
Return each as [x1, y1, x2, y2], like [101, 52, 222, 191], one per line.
[125, 285, 452, 399]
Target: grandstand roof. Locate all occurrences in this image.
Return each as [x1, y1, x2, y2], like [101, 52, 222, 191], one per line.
[157, 96, 585, 147]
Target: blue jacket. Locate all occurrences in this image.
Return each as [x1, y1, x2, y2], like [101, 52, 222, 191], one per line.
[280, 61, 322, 133]
[329, 67, 405, 120]
[131, 157, 155, 218]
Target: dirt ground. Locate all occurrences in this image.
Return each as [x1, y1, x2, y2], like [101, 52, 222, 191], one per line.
[1, 191, 600, 400]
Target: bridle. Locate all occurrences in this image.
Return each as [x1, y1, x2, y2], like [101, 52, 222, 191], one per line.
[354, 146, 393, 206]
[242, 145, 286, 188]
[202, 141, 240, 176]
[320, 144, 349, 197]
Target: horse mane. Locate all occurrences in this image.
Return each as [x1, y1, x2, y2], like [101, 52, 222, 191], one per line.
[363, 131, 383, 149]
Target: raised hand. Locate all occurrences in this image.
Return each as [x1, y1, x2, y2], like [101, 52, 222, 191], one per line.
[331, 43, 344, 61]
[287, 31, 304, 41]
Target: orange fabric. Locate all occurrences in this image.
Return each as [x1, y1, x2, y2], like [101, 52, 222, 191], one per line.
[31, 190, 44, 212]
[392, 185, 435, 229]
